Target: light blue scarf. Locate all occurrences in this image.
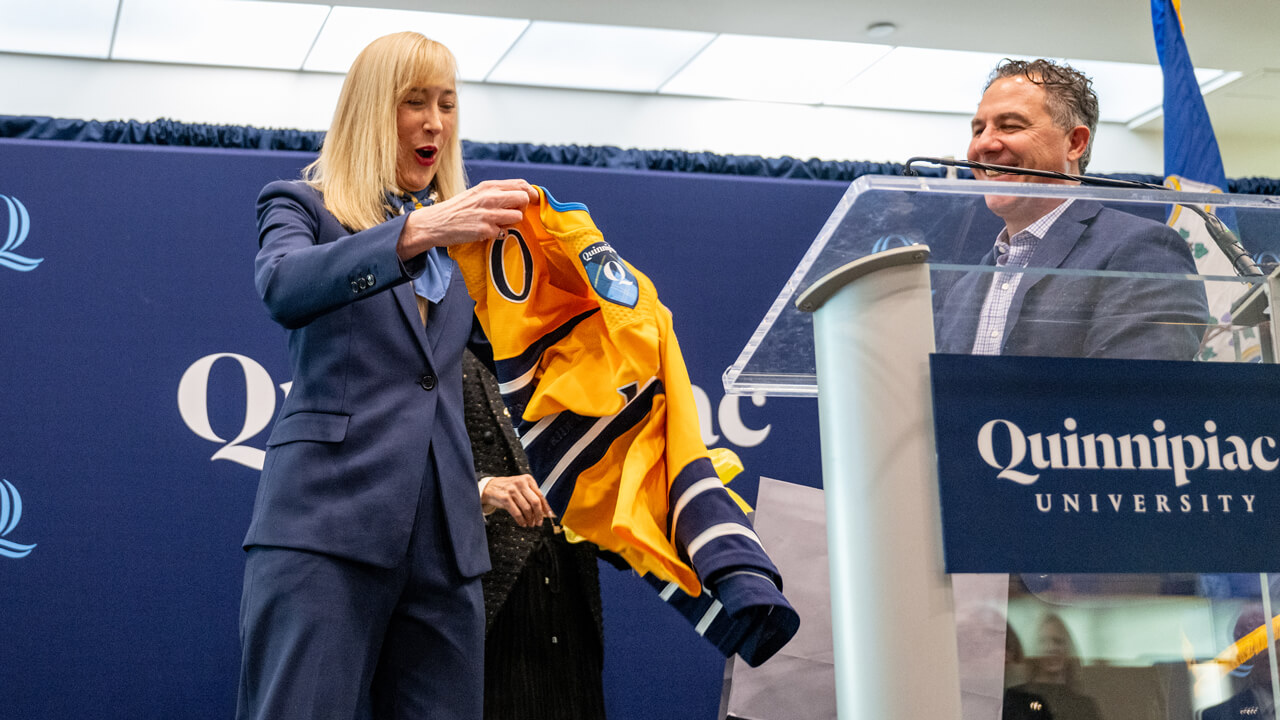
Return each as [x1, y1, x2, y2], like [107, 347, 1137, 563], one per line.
[393, 187, 453, 303]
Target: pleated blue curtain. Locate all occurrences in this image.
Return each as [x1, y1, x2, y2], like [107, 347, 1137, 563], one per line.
[2, 114, 1274, 192]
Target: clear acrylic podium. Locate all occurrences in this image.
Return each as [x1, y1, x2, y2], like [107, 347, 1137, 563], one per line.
[724, 176, 1280, 720]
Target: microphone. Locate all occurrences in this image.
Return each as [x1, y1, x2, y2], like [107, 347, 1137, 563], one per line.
[903, 157, 1263, 277]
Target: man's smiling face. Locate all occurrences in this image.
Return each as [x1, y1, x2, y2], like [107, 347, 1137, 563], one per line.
[968, 75, 1089, 232]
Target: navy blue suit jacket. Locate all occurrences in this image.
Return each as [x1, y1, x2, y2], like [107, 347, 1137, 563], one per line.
[1200, 688, 1265, 720]
[935, 200, 1209, 360]
[245, 180, 490, 577]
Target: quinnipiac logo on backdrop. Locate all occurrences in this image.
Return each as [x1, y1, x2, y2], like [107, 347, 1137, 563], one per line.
[178, 353, 775, 473]
[0, 194, 43, 272]
[0, 479, 37, 559]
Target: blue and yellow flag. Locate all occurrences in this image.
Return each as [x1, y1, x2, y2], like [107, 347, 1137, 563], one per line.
[1152, 0, 1260, 360]
[1152, 0, 1227, 191]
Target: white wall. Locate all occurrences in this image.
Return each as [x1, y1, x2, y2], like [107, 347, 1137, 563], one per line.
[1214, 134, 1280, 181]
[0, 51, 1237, 178]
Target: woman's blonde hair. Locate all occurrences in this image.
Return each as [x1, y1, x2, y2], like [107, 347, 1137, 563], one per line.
[303, 31, 466, 231]
[1028, 612, 1084, 689]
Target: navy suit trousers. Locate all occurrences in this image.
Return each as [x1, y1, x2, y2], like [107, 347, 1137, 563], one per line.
[237, 452, 484, 720]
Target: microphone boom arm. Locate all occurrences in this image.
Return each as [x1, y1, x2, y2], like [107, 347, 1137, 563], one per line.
[903, 156, 1263, 278]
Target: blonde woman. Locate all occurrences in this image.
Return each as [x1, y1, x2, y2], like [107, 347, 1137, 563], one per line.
[1016, 613, 1104, 720]
[238, 32, 549, 720]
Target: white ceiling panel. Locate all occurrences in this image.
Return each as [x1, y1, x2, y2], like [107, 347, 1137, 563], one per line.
[304, 6, 528, 81]
[112, 0, 330, 69]
[485, 21, 713, 92]
[1067, 57, 1231, 124]
[825, 47, 1030, 114]
[0, 0, 1263, 141]
[829, 47, 1237, 125]
[0, 0, 119, 59]
[660, 33, 891, 105]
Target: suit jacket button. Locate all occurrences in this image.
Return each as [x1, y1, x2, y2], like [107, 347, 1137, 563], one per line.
[350, 280, 360, 293]
[419, 373, 437, 391]
[357, 277, 368, 290]
[366, 273, 376, 287]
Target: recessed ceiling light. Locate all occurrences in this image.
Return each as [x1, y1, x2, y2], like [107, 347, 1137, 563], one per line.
[866, 22, 897, 39]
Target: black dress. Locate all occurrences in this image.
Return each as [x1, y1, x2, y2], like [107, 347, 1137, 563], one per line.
[463, 351, 608, 720]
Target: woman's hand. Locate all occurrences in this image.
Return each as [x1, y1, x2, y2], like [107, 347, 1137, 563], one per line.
[397, 179, 538, 260]
[481, 473, 554, 528]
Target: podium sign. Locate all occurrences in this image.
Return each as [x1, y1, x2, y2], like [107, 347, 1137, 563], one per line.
[931, 353, 1280, 573]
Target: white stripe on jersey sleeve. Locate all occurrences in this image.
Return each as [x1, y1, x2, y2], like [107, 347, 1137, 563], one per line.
[498, 363, 539, 395]
[669, 477, 724, 540]
[694, 599, 724, 636]
[686, 523, 763, 560]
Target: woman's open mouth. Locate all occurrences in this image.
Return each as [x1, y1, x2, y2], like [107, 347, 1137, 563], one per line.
[414, 146, 437, 165]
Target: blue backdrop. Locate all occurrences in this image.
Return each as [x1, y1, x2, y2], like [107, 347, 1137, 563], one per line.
[0, 138, 837, 720]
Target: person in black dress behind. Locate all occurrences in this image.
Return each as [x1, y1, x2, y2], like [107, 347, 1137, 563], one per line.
[462, 350, 608, 719]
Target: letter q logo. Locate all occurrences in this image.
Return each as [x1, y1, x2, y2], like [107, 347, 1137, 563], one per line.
[0, 194, 43, 272]
[0, 479, 37, 559]
[178, 353, 286, 471]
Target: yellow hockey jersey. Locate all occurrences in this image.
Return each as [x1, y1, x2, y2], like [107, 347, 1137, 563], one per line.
[451, 187, 798, 665]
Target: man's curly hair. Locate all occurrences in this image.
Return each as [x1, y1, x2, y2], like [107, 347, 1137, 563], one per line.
[987, 59, 1099, 172]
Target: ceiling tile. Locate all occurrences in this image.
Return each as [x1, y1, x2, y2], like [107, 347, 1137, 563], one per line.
[485, 21, 713, 92]
[0, 0, 118, 59]
[825, 47, 1027, 113]
[660, 33, 891, 105]
[304, 6, 528, 81]
[1068, 57, 1228, 123]
[112, 0, 329, 70]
